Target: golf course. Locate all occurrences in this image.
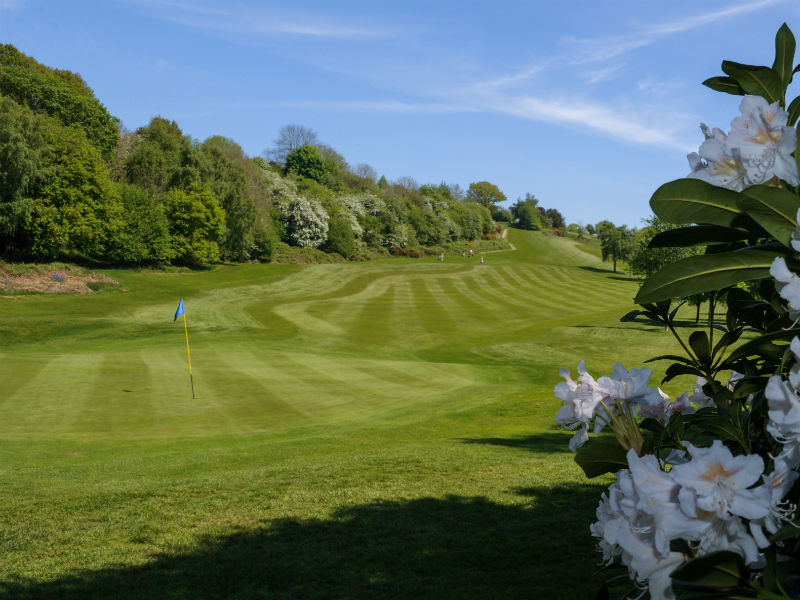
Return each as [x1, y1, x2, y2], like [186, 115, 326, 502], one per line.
[0, 228, 688, 598]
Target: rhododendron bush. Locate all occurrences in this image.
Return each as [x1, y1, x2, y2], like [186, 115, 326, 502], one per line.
[556, 25, 800, 599]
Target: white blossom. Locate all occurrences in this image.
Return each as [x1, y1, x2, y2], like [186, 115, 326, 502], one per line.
[671, 441, 769, 521]
[687, 96, 799, 190]
[770, 256, 800, 314]
[727, 96, 799, 186]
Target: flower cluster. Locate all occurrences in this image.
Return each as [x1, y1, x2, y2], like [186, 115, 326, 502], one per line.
[687, 95, 799, 191]
[591, 440, 797, 600]
[557, 357, 800, 600]
[555, 362, 697, 452]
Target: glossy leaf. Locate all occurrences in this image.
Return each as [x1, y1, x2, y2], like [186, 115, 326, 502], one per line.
[789, 95, 800, 126]
[684, 412, 742, 444]
[650, 179, 744, 227]
[574, 437, 628, 478]
[737, 185, 800, 247]
[663, 363, 703, 383]
[648, 225, 750, 248]
[725, 328, 800, 362]
[773, 23, 796, 89]
[721, 61, 782, 103]
[670, 551, 746, 589]
[635, 249, 784, 304]
[702, 75, 744, 96]
[689, 331, 711, 364]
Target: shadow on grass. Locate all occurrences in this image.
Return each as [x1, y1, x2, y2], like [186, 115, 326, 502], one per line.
[460, 431, 571, 454]
[1, 487, 607, 600]
[577, 265, 640, 282]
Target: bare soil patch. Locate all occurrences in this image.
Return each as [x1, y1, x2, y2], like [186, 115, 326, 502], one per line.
[0, 264, 121, 295]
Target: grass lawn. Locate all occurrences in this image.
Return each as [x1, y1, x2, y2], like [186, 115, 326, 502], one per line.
[0, 229, 697, 598]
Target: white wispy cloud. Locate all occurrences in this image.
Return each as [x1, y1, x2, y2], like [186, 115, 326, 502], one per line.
[481, 94, 694, 153]
[125, 0, 401, 39]
[567, 0, 788, 65]
[583, 64, 626, 84]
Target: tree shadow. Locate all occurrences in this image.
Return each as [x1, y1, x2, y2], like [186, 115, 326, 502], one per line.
[577, 265, 639, 282]
[460, 431, 572, 454]
[1, 487, 607, 599]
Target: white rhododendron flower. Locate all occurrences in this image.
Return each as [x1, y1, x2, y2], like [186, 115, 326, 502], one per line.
[727, 95, 799, 186]
[671, 441, 769, 521]
[749, 452, 799, 548]
[591, 460, 684, 600]
[687, 124, 749, 191]
[770, 256, 800, 313]
[554, 362, 666, 450]
[554, 361, 604, 451]
[765, 374, 800, 460]
[687, 96, 799, 190]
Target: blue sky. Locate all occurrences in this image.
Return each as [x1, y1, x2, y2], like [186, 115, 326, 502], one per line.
[2, 0, 800, 227]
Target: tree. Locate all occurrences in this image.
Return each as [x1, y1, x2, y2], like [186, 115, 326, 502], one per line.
[112, 183, 172, 263]
[163, 185, 225, 264]
[317, 144, 348, 189]
[627, 216, 700, 279]
[280, 195, 329, 248]
[543, 208, 565, 229]
[325, 213, 355, 257]
[352, 163, 377, 181]
[0, 95, 43, 253]
[268, 124, 318, 164]
[0, 44, 120, 159]
[466, 181, 507, 208]
[394, 176, 418, 191]
[27, 114, 124, 260]
[284, 145, 326, 184]
[200, 137, 254, 261]
[510, 194, 542, 230]
[596, 221, 635, 273]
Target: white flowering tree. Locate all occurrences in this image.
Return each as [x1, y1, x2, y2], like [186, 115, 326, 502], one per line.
[557, 24, 800, 599]
[280, 196, 329, 248]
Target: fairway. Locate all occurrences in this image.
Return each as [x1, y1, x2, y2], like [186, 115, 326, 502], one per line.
[0, 230, 690, 598]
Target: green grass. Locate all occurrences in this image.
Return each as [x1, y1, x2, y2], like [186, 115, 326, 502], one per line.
[0, 230, 697, 598]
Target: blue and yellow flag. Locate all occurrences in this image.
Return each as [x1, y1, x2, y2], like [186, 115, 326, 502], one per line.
[174, 298, 185, 322]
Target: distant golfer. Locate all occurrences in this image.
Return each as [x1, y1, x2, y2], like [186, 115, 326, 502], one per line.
[439, 252, 444, 261]
[480, 255, 484, 264]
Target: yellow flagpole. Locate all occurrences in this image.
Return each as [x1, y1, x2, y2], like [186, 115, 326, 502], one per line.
[182, 311, 195, 399]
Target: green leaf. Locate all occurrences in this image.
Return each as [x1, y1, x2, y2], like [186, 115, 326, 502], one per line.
[685, 411, 744, 444]
[737, 185, 800, 247]
[663, 363, 704, 383]
[644, 354, 698, 366]
[702, 75, 745, 96]
[671, 551, 746, 589]
[725, 328, 800, 363]
[721, 61, 782, 103]
[573, 437, 628, 478]
[650, 179, 746, 227]
[773, 23, 796, 89]
[770, 523, 800, 543]
[788, 95, 800, 126]
[635, 249, 785, 304]
[648, 225, 750, 248]
[689, 331, 711, 364]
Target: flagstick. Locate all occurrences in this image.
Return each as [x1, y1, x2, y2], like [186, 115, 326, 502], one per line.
[182, 311, 195, 399]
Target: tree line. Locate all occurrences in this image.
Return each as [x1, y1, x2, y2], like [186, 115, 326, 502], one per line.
[0, 44, 517, 265]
